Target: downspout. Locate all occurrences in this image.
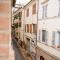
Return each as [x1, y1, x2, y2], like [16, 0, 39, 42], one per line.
[23, 7, 25, 42]
[18, 15, 19, 42]
[35, 0, 39, 60]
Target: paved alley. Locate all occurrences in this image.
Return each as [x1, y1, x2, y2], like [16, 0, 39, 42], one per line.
[9, 40, 24, 60]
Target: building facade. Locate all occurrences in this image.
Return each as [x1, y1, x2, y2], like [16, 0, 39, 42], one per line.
[12, 0, 60, 60]
[24, 0, 38, 59]
[37, 0, 60, 60]
[0, 0, 11, 60]
[12, 0, 38, 60]
[12, 7, 24, 43]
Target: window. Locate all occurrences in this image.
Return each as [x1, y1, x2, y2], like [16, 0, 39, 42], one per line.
[19, 12, 22, 20]
[32, 3, 36, 14]
[18, 33, 20, 39]
[39, 30, 40, 41]
[42, 4, 48, 18]
[40, 56, 45, 60]
[58, 0, 60, 16]
[15, 23, 18, 28]
[52, 32, 55, 45]
[26, 8, 29, 17]
[30, 24, 32, 33]
[42, 30, 47, 43]
[16, 32, 18, 36]
[33, 24, 37, 34]
[25, 25, 26, 32]
[19, 22, 21, 27]
[31, 40, 35, 48]
[58, 32, 60, 45]
[27, 24, 29, 33]
[14, 15, 18, 20]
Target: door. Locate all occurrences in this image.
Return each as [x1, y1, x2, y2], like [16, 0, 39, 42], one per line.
[40, 56, 45, 60]
[27, 38, 30, 52]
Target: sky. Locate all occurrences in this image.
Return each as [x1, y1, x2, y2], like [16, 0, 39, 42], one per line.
[16, 0, 31, 5]
[13, 0, 31, 12]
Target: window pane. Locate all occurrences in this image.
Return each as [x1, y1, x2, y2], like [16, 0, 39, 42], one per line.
[32, 3, 36, 14]
[26, 8, 29, 17]
[30, 24, 32, 33]
[42, 4, 47, 18]
[42, 30, 47, 42]
[39, 30, 40, 41]
[52, 32, 55, 45]
[33, 24, 37, 34]
[42, 6, 44, 18]
[58, 32, 60, 45]
[19, 12, 22, 20]
[19, 22, 21, 27]
[45, 5, 47, 17]
[27, 24, 29, 32]
[25, 25, 26, 32]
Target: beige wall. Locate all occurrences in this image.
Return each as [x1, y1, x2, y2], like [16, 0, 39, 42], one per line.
[13, 8, 24, 41]
[0, 0, 11, 60]
[36, 47, 59, 60]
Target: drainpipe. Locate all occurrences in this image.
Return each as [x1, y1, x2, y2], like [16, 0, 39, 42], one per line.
[23, 7, 25, 43]
[35, 0, 39, 60]
[18, 16, 19, 42]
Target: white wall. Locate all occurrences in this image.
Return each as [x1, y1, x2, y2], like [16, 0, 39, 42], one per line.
[24, 0, 38, 24]
[38, 0, 59, 19]
[37, 0, 60, 47]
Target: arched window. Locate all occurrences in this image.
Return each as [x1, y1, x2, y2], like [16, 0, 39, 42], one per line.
[40, 56, 45, 60]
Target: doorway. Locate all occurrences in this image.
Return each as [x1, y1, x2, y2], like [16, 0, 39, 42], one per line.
[40, 56, 45, 60]
[26, 38, 30, 52]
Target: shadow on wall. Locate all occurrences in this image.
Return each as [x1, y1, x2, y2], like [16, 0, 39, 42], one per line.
[11, 39, 24, 60]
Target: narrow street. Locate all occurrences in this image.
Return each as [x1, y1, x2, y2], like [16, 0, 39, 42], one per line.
[11, 39, 24, 60]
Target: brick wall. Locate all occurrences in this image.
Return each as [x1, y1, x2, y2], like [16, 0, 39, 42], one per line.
[0, 0, 11, 60]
